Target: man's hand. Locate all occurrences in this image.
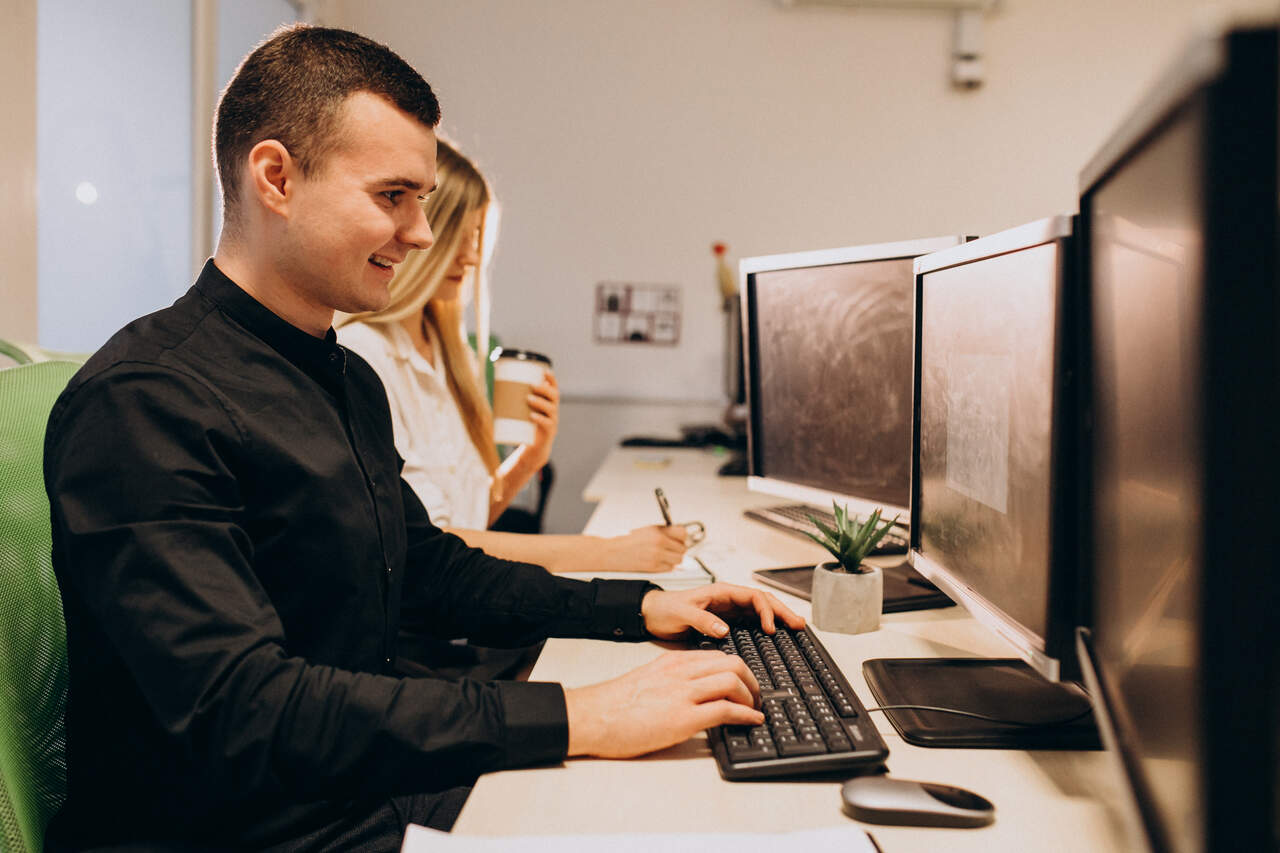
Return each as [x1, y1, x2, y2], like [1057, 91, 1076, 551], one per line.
[598, 525, 687, 573]
[564, 650, 763, 758]
[640, 583, 805, 641]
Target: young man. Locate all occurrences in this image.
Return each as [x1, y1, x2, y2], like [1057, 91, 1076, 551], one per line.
[43, 25, 801, 852]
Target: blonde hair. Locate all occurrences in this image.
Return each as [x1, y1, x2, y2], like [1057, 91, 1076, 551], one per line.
[339, 140, 500, 473]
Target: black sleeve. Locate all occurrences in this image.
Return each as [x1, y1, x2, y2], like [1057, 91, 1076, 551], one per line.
[45, 365, 593, 800]
[397, 477, 659, 646]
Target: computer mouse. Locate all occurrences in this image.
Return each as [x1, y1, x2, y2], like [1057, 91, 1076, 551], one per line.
[841, 775, 995, 828]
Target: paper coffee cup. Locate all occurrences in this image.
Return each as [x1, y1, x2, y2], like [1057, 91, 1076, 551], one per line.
[490, 347, 552, 446]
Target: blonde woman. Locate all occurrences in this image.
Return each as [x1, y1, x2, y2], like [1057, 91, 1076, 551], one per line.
[337, 141, 686, 574]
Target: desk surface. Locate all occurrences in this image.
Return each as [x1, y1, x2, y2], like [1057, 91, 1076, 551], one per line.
[454, 448, 1131, 851]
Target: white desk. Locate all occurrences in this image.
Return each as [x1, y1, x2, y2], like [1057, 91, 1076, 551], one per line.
[454, 448, 1130, 851]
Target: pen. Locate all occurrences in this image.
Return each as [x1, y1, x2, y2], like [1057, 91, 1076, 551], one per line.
[654, 487, 673, 526]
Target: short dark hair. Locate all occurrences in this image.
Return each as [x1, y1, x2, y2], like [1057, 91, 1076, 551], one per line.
[214, 25, 440, 221]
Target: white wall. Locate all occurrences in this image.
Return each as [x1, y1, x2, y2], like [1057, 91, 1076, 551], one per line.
[334, 0, 1274, 404]
[37, 0, 193, 353]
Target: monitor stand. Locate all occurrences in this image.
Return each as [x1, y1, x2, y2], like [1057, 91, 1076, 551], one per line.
[862, 658, 1101, 750]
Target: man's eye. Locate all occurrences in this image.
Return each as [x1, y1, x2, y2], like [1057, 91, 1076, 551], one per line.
[382, 190, 403, 203]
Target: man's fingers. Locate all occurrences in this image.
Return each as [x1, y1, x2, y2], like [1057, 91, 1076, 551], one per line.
[693, 699, 766, 730]
[702, 584, 806, 632]
[683, 605, 730, 640]
[690, 670, 756, 709]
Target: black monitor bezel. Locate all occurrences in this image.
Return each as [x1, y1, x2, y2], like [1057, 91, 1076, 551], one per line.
[908, 216, 1084, 683]
[1077, 24, 1280, 853]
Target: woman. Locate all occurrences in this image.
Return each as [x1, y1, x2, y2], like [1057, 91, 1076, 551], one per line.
[337, 140, 686, 574]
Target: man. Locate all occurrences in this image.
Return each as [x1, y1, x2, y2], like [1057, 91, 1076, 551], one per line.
[43, 24, 801, 852]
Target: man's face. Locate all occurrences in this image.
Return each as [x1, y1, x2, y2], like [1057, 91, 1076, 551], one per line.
[277, 91, 436, 317]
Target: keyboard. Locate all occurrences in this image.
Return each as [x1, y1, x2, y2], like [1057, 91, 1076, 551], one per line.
[744, 504, 909, 555]
[691, 624, 889, 780]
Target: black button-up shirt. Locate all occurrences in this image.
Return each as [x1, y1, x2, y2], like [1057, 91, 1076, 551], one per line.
[44, 261, 654, 850]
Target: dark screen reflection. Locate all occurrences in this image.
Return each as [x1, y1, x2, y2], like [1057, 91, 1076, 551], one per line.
[1090, 105, 1203, 852]
[753, 258, 914, 508]
[916, 244, 1057, 641]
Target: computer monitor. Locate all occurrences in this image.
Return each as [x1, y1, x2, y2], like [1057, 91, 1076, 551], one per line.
[740, 236, 969, 524]
[862, 216, 1099, 750]
[1076, 23, 1279, 853]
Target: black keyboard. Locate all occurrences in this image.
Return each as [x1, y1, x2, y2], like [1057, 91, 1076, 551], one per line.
[691, 624, 889, 780]
[744, 504, 909, 555]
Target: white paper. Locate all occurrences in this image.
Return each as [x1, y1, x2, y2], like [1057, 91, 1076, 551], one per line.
[558, 552, 714, 589]
[402, 824, 879, 853]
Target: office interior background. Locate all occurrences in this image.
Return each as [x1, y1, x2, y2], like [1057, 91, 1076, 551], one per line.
[2, 0, 1274, 534]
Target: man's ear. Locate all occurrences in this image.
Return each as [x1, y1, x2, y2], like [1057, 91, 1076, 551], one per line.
[246, 139, 295, 218]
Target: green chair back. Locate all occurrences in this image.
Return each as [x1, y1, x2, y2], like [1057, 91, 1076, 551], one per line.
[0, 341, 32, 369]
[0, 361, 81, 853]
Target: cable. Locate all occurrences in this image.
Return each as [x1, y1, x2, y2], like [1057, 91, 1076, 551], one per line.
[865, 704, 1094, 729]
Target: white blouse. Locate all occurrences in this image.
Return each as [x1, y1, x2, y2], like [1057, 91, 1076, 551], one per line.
[336, 321, 491, 530]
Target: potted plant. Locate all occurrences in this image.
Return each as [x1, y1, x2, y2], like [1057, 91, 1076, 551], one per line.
[804, 504, 900, 634]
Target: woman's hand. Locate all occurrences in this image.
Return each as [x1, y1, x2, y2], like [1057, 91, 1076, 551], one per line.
[525, 370, 559, 467]
[599, 525, 687, 573]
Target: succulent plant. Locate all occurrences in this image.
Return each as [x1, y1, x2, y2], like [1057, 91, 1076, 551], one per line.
[804, 503, 901, 574]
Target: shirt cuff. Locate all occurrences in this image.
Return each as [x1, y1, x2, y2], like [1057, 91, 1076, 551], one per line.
[589, 579, 660, 640]
[497, 680, 569, 766]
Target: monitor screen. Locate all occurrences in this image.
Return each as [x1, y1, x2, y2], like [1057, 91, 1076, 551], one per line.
[752, 258, 913, 508]
[744, 237, 967, 520]
[912, 218, 1074, 679]
[1088, 99, 1204, 853]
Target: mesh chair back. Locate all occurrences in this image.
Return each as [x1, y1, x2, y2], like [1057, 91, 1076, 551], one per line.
[0, 361, 80, 853]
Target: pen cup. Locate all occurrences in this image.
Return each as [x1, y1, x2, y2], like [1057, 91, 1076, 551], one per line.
[490, 347, 553, 446]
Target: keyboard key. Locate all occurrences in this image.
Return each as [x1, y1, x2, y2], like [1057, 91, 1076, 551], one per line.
[727, 741, 778, 761]
[778, 738, 827, 757]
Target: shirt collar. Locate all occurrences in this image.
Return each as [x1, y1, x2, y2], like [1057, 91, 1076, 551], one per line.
[194, 259, 348, 393]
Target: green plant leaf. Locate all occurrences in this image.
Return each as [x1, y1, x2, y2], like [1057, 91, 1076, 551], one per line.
[800, 528, 838, 557]
[807, 514, 840, 546]
[847, 519, 877, 565]
[861, 513, 902, 562]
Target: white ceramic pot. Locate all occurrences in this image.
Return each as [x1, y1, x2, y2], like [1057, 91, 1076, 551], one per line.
[810, 562, 882, 635]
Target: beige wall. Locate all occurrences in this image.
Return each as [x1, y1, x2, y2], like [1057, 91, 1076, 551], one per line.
[335, 0, 1275, 402]
[1, 0, 38, 344]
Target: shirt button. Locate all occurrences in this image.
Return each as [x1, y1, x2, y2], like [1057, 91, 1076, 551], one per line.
[612, 628, 624, 637]
[385, 656, 392, 665]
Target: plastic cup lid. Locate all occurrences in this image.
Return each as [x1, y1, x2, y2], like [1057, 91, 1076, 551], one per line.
[489, 347, 552, 365]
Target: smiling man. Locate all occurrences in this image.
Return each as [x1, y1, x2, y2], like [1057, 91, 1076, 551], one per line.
[42, 25, 800, 853]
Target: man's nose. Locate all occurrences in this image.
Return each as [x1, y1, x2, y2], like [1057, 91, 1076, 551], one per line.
[402, 204, 433, 251]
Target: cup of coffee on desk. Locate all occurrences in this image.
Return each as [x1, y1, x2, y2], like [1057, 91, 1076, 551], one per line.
[490, 347, 552, 446]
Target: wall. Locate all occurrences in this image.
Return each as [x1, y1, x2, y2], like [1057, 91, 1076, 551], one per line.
[0, 0, 38, 345]
[37, 0, 193, 354]
[334, 0, 1275, 406]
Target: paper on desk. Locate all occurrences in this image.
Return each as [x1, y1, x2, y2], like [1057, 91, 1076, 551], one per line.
[557, 552, 714, 590]
[402, 825, 879, 853]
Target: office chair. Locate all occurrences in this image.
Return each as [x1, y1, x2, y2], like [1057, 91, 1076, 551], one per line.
[0, 360, 81, 853]
[0, 340, 33, 368]
[491, 462, 555, 534]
